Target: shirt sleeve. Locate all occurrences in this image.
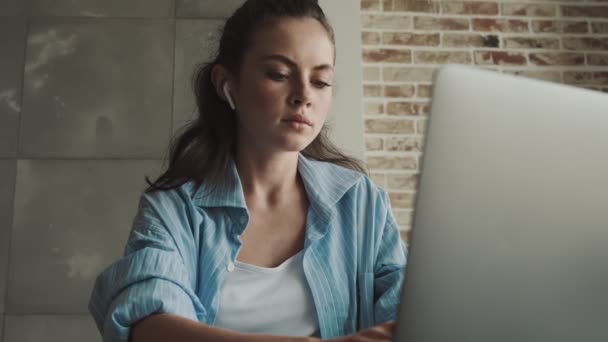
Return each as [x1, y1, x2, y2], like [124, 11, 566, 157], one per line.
[88, 192, 206, 342]
[373, 188, 408, 324]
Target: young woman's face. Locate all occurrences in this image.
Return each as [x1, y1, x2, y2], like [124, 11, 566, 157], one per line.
[231, 17, 335, 154]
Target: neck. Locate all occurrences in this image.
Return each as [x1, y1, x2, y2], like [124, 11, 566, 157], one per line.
[234, 149, 303, 209]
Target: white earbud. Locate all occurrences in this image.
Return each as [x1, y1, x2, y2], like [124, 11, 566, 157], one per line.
[223, 83, 236, 110]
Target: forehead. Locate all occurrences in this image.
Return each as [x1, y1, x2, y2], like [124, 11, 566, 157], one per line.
[246, 17, 335, 66]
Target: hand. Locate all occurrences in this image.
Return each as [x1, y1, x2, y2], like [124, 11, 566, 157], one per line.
[328, 321, 396, 342]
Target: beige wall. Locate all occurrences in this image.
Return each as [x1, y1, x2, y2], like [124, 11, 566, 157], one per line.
[359, 0, 608, 242]
[322, 0, 367, 160]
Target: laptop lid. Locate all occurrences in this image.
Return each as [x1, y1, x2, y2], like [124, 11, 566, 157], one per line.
[395, 65, 608, 342]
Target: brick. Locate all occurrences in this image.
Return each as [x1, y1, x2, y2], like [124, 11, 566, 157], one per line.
[383, 32, 440, 46]
[364, 101, 384, 115]
[502, 3, 556, 17]
[390, 0, 440, 13]
[363, 84, 382, 97]
[441, 2, 499, 15]
[529, 53, 585, 66]
[563, 72, 592, 84]
[503, 37, 560, 49]
[474, 51, 527, 65]
[363, 48, 412, 63]
[362, 14, 412, 29]
[562, 6, 608, 19]
[383, 67, 436, 82]
[443, 33, 499, 48]
[504, 70, 561, 83]
[473, 19, 529, 32]
[366, 155, 418, 170]
[381, 0, 391, 11]
[362, 31, 381, 45]
[414, 51, 472, 64]
[386, 101, 409, 116]
[363, 66, 380, 81]
[531, 20, 589, 33]
[365, 118, 416, 134]
[361, 0, 381, 11]
[384, 84, 416, 98]
[531, 20, 558, 33]
[563, 38, 608, 51]
[386, 101, 430, 116]
[389, 192, 416, 209]
[592, 22, 608, 34]
[417, 84, 432, 98]
[563, 22, 589, 33]
[588, 54, 608, 66]
[530, 20, 557, 33]
[415, 17, 470, 31]
[564, 71, 608, 85]
[387, 173, 418, 190]
[386, 136, 425, 152]
[365, 137, 384, 151]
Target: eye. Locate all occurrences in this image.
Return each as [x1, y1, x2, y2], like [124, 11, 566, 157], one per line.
[267, 71, 288, 81]
[313, 80, 332, 89]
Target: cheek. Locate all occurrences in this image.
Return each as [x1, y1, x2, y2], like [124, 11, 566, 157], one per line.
[243, 83, 285, 114]
[317, 92, 333, 116]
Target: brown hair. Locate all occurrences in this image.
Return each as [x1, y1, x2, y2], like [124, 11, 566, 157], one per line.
[146, 0, 367, 194]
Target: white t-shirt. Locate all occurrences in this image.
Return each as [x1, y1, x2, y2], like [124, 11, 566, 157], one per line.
[214, 250, 320, 337]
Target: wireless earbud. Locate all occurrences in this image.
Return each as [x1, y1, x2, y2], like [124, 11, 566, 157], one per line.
[223, 83, 236, 110]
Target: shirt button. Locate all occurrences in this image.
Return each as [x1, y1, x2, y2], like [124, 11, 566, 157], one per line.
[239, 216, 247, 225]
[227, 262, 235, 272]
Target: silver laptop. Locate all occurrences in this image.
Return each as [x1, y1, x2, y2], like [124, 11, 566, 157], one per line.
[395, 65, 608, 342]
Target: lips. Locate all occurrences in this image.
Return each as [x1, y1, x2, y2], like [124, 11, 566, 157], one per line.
[283, 114, 312, 126]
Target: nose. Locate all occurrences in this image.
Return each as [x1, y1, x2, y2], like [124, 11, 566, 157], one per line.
[289, 78, 313, 108]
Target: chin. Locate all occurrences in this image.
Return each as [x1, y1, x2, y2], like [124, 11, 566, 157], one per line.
[279, 137, 315, 152]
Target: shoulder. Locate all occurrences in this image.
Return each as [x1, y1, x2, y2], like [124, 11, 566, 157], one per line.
[134, 182, 199, 229]
[298, 155, 369, 194]
[140, 182, 197, 210]
[299, 156, 364, 181]
[302, 158, 390, 215]
[339, 168, 389, 210]
[342, 176, 392, 226]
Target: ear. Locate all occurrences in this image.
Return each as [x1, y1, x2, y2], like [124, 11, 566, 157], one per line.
[211, 64, 234, 103]
[222, 83, 236, 110]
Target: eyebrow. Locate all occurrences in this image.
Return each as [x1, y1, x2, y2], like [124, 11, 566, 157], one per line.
[262, 54, 334, 72]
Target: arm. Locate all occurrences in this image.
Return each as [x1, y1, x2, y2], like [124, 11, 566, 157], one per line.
[133, 314, 399, 342]
[88, 218, 205, 340]
[132, 313, 317, 342]
[88, 190, 207, 341]
[373, 189, 408, 324]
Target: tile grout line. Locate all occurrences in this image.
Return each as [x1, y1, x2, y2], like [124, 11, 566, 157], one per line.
[169, 12, 178, 156]
[0, 313, 92, 317]
[20, 15, 181, 20]
[0, 158, 166, 162]
[2, 11, 31, 328]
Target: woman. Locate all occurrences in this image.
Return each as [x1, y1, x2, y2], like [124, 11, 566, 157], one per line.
[88, 0, 407, 341]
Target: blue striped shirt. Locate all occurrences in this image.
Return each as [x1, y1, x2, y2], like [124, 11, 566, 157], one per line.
[88, 153, 408, 341]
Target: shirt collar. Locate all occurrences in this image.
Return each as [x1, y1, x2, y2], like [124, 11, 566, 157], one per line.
[192, 153, 364, 214]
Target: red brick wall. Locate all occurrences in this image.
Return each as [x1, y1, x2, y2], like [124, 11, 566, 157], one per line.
[360, 0, 608, 242]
